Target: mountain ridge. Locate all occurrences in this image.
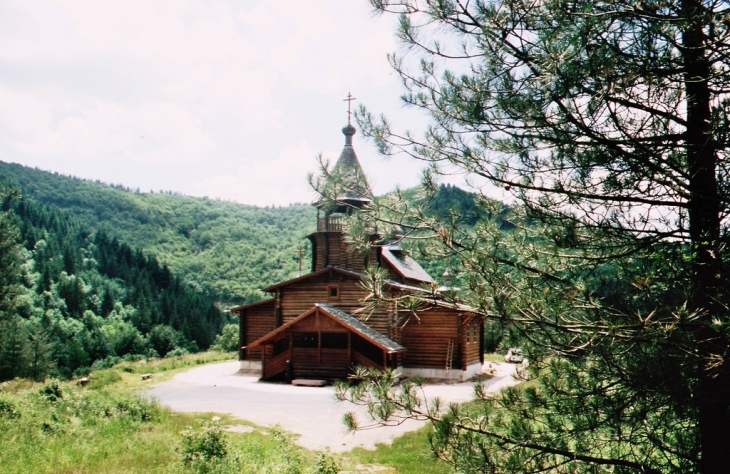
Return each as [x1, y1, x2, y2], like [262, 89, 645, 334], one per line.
[0, 160, 317, 303]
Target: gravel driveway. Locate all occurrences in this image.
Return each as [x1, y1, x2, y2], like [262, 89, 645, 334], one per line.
[143, 361, 519, 452]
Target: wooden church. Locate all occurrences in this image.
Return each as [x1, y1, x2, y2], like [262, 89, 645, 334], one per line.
[233, 117, 485, 382]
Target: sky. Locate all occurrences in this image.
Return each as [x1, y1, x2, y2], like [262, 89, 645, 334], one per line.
[0, 1, 436, 206]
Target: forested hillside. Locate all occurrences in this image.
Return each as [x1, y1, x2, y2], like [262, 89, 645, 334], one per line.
[0, 161, 317, 303]
[0, 161, 498, 380]
[0, 190, 225, 381]
[0, 161, 493, 304]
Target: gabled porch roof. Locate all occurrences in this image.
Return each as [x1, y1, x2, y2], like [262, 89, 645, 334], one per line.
[247, 304, 405, 353]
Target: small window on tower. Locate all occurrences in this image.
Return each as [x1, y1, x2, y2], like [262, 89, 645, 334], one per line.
[328, 285, 339, 300]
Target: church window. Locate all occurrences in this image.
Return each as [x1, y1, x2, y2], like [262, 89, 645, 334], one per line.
[328, 285, 339, 299]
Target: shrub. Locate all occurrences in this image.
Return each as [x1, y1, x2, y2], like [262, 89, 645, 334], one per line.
[211, 324, 239, 352]
[39, 380, 63, 402]
[114, 398, 157, 422]
[0, 395, 20, 418]
[179, 422, 228, 467]
[312, 452, 340, 474]
[86, 369, 121, 389]
[91, 356, 121, 370]
[167, 347, 190, 358]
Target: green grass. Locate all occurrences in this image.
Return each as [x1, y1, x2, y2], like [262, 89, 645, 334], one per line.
[344, 426, 450, 474]
[0, 351, 459, 473]
[0, 379, 186, 473]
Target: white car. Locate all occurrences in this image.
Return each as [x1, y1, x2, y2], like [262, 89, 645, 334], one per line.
[504, 348, 524, 363]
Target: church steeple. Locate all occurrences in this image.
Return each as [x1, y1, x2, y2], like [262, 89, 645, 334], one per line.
[317, 94, 373, 214]
[309, 97, 375, 273]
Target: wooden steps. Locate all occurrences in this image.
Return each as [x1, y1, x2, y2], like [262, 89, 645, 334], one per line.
[291, 379, 328, 387]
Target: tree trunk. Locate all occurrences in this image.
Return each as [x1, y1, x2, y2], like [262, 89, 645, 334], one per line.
[683, 1, 730, 471]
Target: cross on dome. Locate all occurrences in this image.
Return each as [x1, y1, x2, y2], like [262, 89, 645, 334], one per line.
[343, 92, 356, 125]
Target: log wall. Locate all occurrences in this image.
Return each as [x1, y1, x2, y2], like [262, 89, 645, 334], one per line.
[401, 309, 461, 369]
[241, 300, 277, 361]
[308, 231, 367, 273]
[461, 321, 482, 368]
[291, 348, 350, 380]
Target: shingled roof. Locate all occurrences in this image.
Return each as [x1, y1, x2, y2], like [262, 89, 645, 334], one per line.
[318, 124, 373, 210]
[381, 244, 434, 283]
[316, 304, 405, 353]
[246, 304, 405, 353]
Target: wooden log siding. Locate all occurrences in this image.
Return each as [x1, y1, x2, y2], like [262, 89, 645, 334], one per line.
[278, 276, 386, 327]
[276, 277, 407, 346]
[309, 233, 326, 272]
[256, 309, 395, 380]
[291, 347, 350, 380]
[462, 321, 482, 367]
[352, 350, 381, 369]
[309, 230, 367, 273]
[381, 259, 403, 283]
[401, 310, 463, 369]
[262, 348, 290, 379]
[238, 310, 245, 361]
[240, 300, 277, 361]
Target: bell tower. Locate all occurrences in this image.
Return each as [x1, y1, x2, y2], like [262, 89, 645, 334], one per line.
[308, 94, 373, 272]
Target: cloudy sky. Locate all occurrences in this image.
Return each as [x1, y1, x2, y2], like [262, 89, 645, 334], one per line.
[0, 1, 435, 206]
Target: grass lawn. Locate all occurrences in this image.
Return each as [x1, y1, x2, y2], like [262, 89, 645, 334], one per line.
[0, 351, 456, 473]
[343, 426, 451, 474]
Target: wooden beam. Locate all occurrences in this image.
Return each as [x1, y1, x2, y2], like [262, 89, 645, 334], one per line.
[347, 332, 352, 364]
[261, 345, 266, 379]
[238, 310, 245, 361]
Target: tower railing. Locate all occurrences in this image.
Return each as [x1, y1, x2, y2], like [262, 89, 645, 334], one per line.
[317, 215, 343, 232]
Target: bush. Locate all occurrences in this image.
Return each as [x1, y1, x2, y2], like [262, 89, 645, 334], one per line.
[91, 355, 121, 370]
[179, 422, 228, 466]
[85, 369, 121, 389]
[0, 395, 20, 418]
[312, 452, 340, 474]
[114, 398, 158, 422]
[211, 324, 239, 352]
[167, 347, 190, 358]
[39, 380, 63, 402]
[147, 325, 185, 358]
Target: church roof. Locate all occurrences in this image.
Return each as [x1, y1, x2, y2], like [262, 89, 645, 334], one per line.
[261, 266, 362, 292]
[318, 123, 373, 210]
[381, 244, 434, 283]
[230, 297, 275, 313]
[246, 304, 405, 353]
[316, 304, 405, 353]
[259, 264, 431, 294]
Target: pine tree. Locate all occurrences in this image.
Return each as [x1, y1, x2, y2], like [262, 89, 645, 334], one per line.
[346, 0, 730, 472]
[0, 187, 22, 321]
[0, 317, 29, 381]
[25, 326, 54, 382]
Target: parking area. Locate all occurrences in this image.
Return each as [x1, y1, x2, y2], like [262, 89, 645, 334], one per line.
[143, 361, 518, 452]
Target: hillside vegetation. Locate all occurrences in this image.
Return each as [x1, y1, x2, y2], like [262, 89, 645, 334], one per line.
[0, 352, 448, 474]
[0, 191, 225, 381]
[1, 161, 494, 305]
[0, 353, 341, 474]
[0, 161, 316, 303]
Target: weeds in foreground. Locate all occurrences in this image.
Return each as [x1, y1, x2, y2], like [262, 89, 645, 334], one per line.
[0, 351, 448, 473]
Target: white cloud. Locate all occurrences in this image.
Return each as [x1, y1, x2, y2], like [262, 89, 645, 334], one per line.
[194, 140, 329, 206]
[0, 0, 431, 205]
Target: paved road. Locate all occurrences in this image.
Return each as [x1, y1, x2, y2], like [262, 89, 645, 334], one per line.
[143, 361, 518, 452]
